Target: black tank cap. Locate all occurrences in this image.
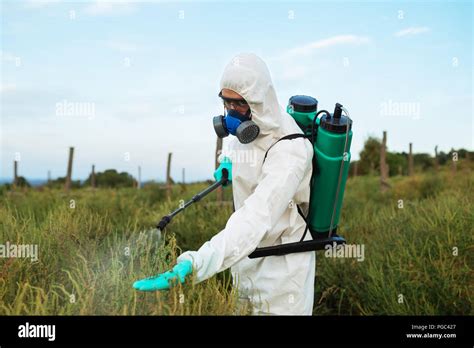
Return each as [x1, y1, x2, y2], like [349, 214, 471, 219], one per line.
[320, 103, 352, 134]
[288, 95, 318, 113]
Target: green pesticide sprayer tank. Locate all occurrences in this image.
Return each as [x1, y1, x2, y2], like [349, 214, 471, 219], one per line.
[287, 95, 353, 238]
[157, 94, 353, 260]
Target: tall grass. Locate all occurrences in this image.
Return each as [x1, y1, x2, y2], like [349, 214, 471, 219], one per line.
[315, 170, 473, 315]
[0, 168, 472, 315]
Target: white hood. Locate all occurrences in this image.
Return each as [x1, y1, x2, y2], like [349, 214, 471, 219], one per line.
[219, 53, 300, 140]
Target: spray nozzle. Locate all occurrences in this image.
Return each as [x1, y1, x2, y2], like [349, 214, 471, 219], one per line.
[334, 103, 343, 119]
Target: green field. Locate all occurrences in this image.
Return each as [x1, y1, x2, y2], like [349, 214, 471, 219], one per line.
[0, 165, 472, 315]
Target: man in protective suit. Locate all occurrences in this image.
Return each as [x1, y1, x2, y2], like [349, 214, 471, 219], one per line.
[133, 53, 315, 315]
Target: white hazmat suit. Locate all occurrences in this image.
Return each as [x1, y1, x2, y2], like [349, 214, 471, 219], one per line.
[177, 53, 315, 315]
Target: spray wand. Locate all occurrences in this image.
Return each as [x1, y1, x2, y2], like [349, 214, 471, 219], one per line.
[156, 169, 229, 232]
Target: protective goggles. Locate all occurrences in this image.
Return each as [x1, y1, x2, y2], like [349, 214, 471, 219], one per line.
[218, 91, 248, 108]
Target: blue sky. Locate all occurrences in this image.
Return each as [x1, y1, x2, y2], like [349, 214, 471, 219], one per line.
[1, 0, 472, 182]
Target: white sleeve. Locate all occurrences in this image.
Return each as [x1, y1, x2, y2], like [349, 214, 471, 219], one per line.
[177, 138, 312, 282]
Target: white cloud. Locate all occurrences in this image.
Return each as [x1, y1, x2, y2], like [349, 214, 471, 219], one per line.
[104, 40, 138, 52]
[273, 35, 371, 61]
[83, 1, 138, 16]
[279, 65, 309, 82]
[1, 50, 19, 63]
[0, 83, 17, 94]
[23, 0, 62, 9]
[394, 27, 430, 37]
[0, 50, 21, 67]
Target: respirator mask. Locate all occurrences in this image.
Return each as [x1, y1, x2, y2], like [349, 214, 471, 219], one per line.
[213, 92, 260, 144]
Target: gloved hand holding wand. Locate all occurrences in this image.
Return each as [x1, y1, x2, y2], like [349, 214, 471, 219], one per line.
[133, 158, 232, 292]
[133, 260, 193, 291]
[213, 156, 232, 186]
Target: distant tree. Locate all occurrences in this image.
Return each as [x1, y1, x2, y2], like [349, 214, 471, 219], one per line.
[456, 148, 468, 158]
[386, 152, 407, 176]
[437, 151, 449, 165]
[356, 141, 472, 176]
[414, 153, 434, 170]
[448, 148, 469, 160]
[5, 176, 31, 189]
[83, 169, 135, 188]
[436, 148, 471, 165]
[47, 176, 81, 189]
[358, 137, 381, 175]
[15, 176, 31, 188]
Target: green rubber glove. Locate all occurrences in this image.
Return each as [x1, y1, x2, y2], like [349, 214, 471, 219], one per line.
[133, 260, 193, 291]
[214, 156, 232, 186]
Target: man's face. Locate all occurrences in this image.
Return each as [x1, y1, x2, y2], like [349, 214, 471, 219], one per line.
[220, 88, 251, 117]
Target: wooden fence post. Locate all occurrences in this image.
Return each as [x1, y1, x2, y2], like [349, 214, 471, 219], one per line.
[166, 153, 172, 199]
[64, 147, 74, 192]
[215, 137, 223, 205]
[13, 160, 18, 189]
[91, 165, 96, 188]
[434, 145, 439, 171]
[179, 167, 187, 193]
[451, 151, 457, 174]
[380, 131, 390, 191]
[137, 166, 141, 190]
[408, 143, 414, 176]
[467, 151, 472, 173]
[353, 161, 358, 177]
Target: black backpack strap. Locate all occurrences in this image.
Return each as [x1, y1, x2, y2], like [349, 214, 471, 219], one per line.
[263, 133, 308, 164]
[262, 133, 315, 241]
[296, 204, 307, 223]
